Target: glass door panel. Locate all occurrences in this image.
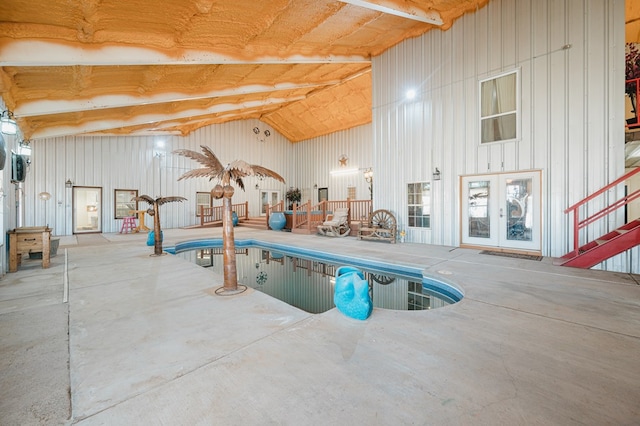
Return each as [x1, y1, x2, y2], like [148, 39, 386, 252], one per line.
[260, 190, 280, 215]
[73, 186, 102, 234]
[462, 171, 540, 251]
[462, 177, 498, 246]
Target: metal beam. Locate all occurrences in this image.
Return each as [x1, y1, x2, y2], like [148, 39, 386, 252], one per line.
[0, 39, 370, 66]
[29, 96, 303, 139]
[338, 0, 443, 26]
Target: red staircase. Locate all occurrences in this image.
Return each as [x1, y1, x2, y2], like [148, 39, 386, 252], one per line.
[558, 168, 640, 268]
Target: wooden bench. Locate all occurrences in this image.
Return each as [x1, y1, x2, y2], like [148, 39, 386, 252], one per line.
[358, 209, 397, 243]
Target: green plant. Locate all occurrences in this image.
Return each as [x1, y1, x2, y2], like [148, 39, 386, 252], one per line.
[286, 187, 301, 203]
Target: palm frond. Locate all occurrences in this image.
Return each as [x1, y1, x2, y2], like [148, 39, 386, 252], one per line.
[199, 146, 224, 170]
[177, 168, 222, 181]
[156, 196, 187, 206]
[174, 145, 285, 188]
[173, 147, 224, 181]
[235, 177, 245, 191]
[249, 165, 285, 183]
[134, 195, 155, 205]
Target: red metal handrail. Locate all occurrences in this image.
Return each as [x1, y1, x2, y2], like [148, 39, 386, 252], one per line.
[564, 167, 640, 252]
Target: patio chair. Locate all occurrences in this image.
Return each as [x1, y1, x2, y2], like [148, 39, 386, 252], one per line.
[317, 208, 350, 237]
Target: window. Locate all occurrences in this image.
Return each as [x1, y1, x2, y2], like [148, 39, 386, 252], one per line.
[347, 186, 356, 200]
[114, 189, 138, 219]
[480, 70, 518, 143]
[196, 192, 211, 217]
[407, 182, 430, 228]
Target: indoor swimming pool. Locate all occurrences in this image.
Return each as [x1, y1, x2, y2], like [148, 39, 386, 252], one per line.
[169, 239, 463, 314]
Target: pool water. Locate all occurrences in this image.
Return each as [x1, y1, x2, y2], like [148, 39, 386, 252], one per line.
[172, 241, 461, 314]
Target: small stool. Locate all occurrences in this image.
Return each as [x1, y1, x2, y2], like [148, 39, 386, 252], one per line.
[120, 216, 137, 233]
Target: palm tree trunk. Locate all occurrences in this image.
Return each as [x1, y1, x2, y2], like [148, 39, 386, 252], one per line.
[222, 196, 238, 290]
[153, 202, 163, 255]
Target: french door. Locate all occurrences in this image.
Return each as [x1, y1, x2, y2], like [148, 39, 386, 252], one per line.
[461, 171, 541, 252]
[73, 186, 102, 234]
[260, 190, 280, 216]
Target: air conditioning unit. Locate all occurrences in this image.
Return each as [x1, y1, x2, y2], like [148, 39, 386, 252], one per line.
[11, 152, 26, 183]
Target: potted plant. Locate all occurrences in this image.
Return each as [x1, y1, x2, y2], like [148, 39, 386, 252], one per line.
[286, 187, 302, 209]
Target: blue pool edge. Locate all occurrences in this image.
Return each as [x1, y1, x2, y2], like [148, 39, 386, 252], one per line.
[165, 238, 464, 304]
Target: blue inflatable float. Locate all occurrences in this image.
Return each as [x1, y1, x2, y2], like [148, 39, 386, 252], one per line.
[333, 266, 373, 320]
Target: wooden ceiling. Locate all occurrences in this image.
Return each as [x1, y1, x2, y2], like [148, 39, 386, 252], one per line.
[0, 0, 488, 142]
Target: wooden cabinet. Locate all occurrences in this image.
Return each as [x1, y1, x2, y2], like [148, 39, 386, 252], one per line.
[8, 227, 51, 272]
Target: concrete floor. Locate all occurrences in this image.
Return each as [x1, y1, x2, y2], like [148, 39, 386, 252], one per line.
[1, 226, 639, 425]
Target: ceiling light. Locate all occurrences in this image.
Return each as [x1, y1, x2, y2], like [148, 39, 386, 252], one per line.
[1, 110, 17, 135]
[406, 89, 416, 100]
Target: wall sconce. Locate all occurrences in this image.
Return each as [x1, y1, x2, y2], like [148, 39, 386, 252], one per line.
[313, 183, 318, 189]
[255, 183, 259, 190]
[65, 179, 73, 188]
[18, 139, 32, 156]
[433, 168, 441, 181]
[1, 110, 17, 135]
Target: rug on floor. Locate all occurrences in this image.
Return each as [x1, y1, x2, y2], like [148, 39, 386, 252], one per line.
[479, 250, 542, 261]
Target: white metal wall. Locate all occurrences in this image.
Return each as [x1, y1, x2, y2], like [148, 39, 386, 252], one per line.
[20, 119, 292, 234]
[371, 0, 632, 270]
[292, 125, 373, 204]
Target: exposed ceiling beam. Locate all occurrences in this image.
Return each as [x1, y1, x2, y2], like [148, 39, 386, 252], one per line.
[29, 96, 303, 139]
[338, 0, 443, 26]
[0, 40, 370, 66]
[14, 82, 339, 117]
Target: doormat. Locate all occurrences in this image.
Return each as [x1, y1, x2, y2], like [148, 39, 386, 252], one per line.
[480, 250, 542, 261]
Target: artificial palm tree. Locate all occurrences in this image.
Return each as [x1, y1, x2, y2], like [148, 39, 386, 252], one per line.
[174, 145, 285, 294]
[134, 195, 187, 256]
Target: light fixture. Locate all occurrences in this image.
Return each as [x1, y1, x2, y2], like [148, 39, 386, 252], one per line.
[255, 183, 259, 190]
[18, 139, 31, 156]
[65, 179, 73, 188]
[38, 192, 51, 201]
[253, 126, 271, 142]
[1, 110, 17, 135]
[406, 89, 416, 100]
[313, 183, 318, 189]
[364, 168, 373, 200]
[330, 167, 358, 176]
[433, 167, 441, 181]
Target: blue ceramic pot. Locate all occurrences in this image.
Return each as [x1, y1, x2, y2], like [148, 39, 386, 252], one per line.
[269, 212, 286, 231]
[147, 230, 163, 246]
[232, 211, 239, 227]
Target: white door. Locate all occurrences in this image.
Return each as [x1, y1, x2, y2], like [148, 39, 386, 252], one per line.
[461, 171, 541, 252]
[260, 190, 280, 216]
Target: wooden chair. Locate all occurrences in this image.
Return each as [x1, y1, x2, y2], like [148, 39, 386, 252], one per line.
[317, 208, 350, 237]
[358, 209, 397, 243]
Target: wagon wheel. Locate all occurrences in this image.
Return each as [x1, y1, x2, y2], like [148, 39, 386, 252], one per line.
[370, 273, 395, 285]
[370, 209, 396, 230]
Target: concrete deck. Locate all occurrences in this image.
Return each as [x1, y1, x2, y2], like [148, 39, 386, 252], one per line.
[1, 227, 639, 425]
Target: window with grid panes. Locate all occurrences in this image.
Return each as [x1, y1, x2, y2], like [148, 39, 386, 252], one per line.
[407, 182, 431, 228]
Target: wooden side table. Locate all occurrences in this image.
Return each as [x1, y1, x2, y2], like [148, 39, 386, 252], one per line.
[130, 210, 151, 232]
[8, 227, 51, 272]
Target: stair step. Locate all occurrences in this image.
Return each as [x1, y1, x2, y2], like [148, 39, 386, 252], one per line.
[560, 219, 640, 268]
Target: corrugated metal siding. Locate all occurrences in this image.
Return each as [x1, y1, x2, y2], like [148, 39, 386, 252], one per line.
[372, 0, 628, 269]
[292, 125, 372, 204]
[22, 119, 292, 234]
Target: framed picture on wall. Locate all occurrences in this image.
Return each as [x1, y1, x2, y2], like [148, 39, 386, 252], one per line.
[114, 189, 138, 219]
